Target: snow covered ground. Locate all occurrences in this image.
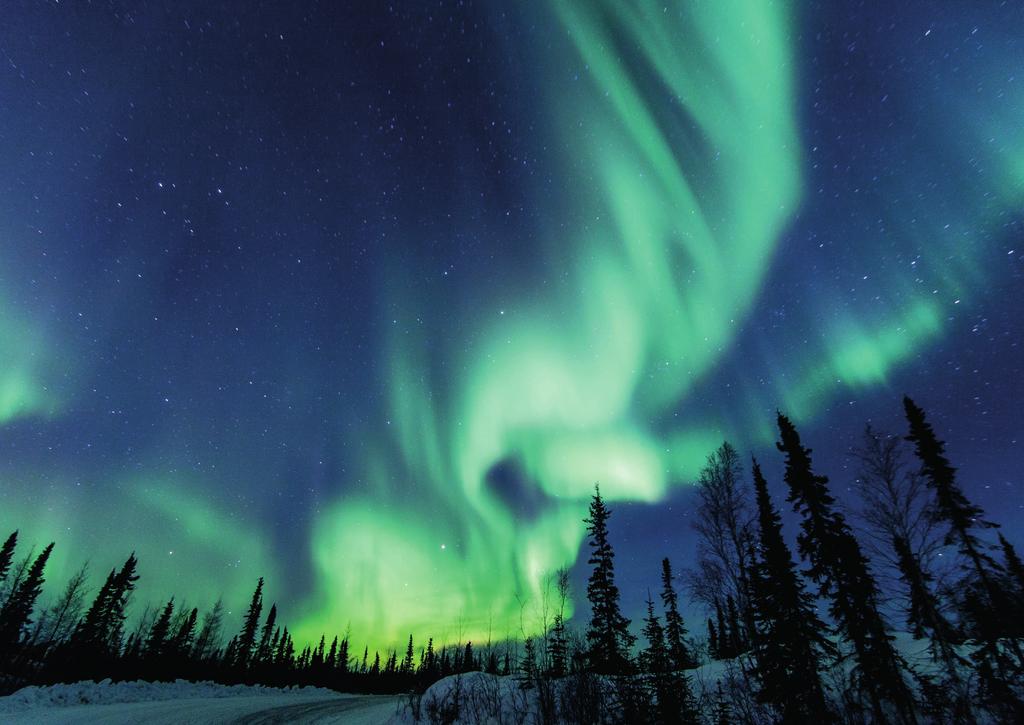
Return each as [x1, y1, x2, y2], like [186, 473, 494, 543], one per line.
[0, 680, 404, 723]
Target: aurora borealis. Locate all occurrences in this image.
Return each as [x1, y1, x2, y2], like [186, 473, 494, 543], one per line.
[1, 0, 1022, 652]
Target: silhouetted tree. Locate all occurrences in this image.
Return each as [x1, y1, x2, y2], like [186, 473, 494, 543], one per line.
[583, 485, 635, 674]
[325, 635, 338, 669]
[192, 598, 223, 661]
[706, 618, 718, 659]
[748, 459, 832, 723]
[999, 533, 1024, 608]
[640, 594, 697, 722]
[170, 607, 198, 657]
[32, 562, 89, 658]
[0, 531, 17, 584]
[904, 397, 1023, 717]
[257, 603, 277, 664]
[548, 613, 568, 678]
[145, 598, 175, 658]
[235, 577, 264, 669]
[401, 634, 415, 675]
[0, 541, 53, 647]
[339, 634, 352, 675]
[715, 600, 729, 659]
[520, 637, 537, 687]
[777, 413, 916, 724]
[660, 558, 696, 670]
[462, 641, 476, 672]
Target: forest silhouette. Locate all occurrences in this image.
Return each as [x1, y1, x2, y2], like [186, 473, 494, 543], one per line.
[1, 397, 1022, 723]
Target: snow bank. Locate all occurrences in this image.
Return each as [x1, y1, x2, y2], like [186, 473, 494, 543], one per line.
[0, 678, 339, 714]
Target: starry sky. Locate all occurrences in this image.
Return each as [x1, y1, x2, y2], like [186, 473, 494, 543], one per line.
[1, 0, 1022, 649]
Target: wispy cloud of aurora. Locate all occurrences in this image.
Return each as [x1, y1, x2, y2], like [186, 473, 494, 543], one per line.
[0, 286, 57, 424]
[297, 0, 805, 647]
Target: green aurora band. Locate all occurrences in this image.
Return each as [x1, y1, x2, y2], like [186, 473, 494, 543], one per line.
[295, 0, 1024, 648]
[298, 0, 803, 646]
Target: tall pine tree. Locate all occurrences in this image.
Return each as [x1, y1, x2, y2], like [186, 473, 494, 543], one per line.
[641, 595, 698, 724]
[256, 603, 277, 665]
[583, 485, 635, 674]
[145, 598, 175, 658]
[748, 460, 832, 723]
[660, 558, 696, 670]
[0, 541, 53, 647]
[0, 531, 17, 584]
[777, 413, 916, 725]
[235, 577, 264, 669]
[903, 397, 1005, 629]
[903, 397, 1022, 716]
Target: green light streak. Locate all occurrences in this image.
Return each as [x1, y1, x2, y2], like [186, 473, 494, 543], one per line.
[299, 0, 803, 649]
[0, 303, 56, 423]
[0, 474, 276, 626]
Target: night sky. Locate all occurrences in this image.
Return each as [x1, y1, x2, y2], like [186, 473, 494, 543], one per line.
[1, 1, 1022, 649]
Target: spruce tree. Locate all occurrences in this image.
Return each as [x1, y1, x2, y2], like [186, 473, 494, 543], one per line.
[275, 627, 291, 665]
[145, 598, 175, 657]
[660, 557, 696, 670]
[192, 598, 223, 661]
[749, 459, 832, 723]
[235, 577, 264, 669]
[73, 568, 116, 649]
[269, 628, 281, 664]
[520, 637, 537, 687]
[777, 413, 916, 725]
[904, 398, 1005, 595]
[326, 636, 338, 669]
[904, 397, 1022, 715]
[104, 553, 140, 653]
[0, 541, 53, 647]
[170, 607, 198, 656]
[714, 682, 731, 725]
[0, 531, 17, 583]
[583, 484, 635, 674]
[640, 594, 698, 722]
[422, 637, 436, 678]
[401, 634, 415, 675]
[641, 595, 668, 674]
[892, 533, 971, 721]
[256, 603, 277, 664]
[549, 612, 568, 677]
[999, 534, 1024, 610]
[715, 600, 729, 658]
[312, 635, 326, 669]
[707, 618, 718, 659]
[338, 636, 349, 673]
[726, 595, 742, 655]
[891, 534, 957, 643]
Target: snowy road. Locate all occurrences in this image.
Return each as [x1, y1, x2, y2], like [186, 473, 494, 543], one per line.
[0, 693, 404, 724]
[231, 694, 403, 724]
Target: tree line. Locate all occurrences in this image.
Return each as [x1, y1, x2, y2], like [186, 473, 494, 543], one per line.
[560, 397, 1024, 724]
[1, 396, 1022, 724]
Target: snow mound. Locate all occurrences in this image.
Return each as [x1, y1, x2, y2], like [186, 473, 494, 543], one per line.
[0, 679, 339, 714]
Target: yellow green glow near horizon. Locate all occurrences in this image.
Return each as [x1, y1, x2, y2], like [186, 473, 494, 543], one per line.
[295, 0, 805, 649]
[295, 1, 1024, 651]
[0, 473, 277, 618]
